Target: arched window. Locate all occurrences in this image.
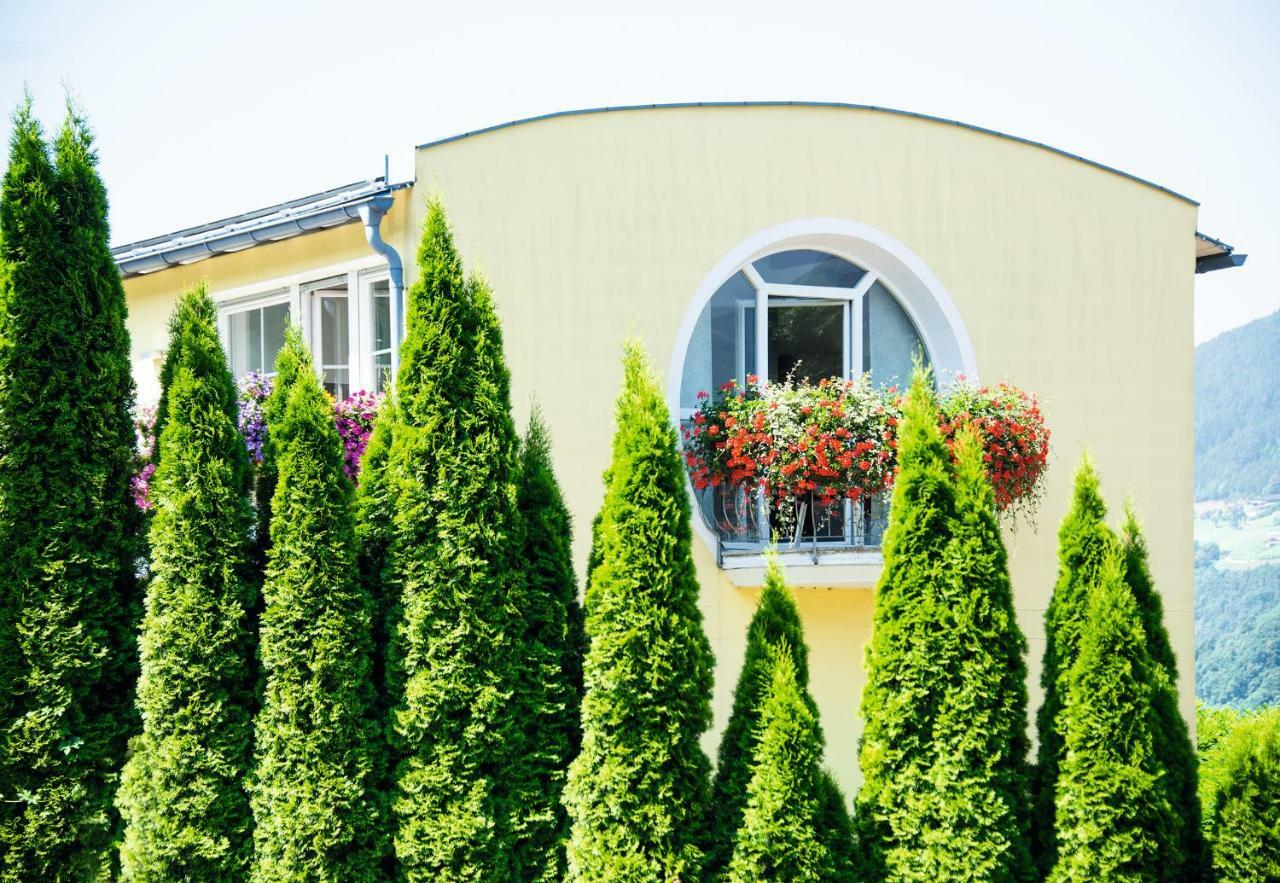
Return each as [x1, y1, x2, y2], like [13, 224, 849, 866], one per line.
[670, 220, 975, 563]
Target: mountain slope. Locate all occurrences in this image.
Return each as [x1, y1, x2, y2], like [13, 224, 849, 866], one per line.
[1195, 309, 1280, 501]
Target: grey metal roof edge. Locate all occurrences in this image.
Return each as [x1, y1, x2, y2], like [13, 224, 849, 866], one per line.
[112, 179, 412, 277]
[414, 101, 1200, 207]
[1195, 230, 1235, 254]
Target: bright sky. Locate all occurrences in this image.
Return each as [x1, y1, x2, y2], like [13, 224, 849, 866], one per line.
[3, 0, 1277, 342]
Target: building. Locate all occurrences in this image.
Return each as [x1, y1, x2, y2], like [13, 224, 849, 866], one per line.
[113, 101, 1245, 795]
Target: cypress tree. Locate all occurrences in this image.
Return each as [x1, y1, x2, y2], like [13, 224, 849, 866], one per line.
[564, 340, 715, 881]
[856, 377, 1033, 881]
[380, 197, 525, 879]
[1203, 709, 1280, 881]
[117, 283, 257, 880]
[1033, 455, 1118, 875]
[250, 334, 383, 880]
[1120, 504, 1206, 879]
[510, 407, 584, 881]
[1048, 549, 1178, 882]
[710, 556, 854, 877]
[0, 98, 141, 878]
[726, 645, 834, 883]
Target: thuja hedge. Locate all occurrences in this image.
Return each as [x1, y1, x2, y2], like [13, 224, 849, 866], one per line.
[250, 332, 383, 879]
[0, 99, 140, 879]
[709, 556, 853, 878]
[1033, 457, 1118, 875]
[514, 408, 585, 882]
[726, 646, 836, 882]
[1048, 549, 1177, 881]
[564, 341, 715, 881]
[117, 283, 257, 879]
[857, 368, 1033, 882]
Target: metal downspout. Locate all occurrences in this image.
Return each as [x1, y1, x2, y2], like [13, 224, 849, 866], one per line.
[357, 195, 405, 383]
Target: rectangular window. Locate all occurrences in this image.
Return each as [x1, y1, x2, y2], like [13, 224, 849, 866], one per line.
[370, 278, 393, 393]
[309, 278, 351, 399]
[225, 296, 290, 377]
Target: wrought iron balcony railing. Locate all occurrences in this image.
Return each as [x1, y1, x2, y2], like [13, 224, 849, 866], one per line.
[693, 483, 889, 563]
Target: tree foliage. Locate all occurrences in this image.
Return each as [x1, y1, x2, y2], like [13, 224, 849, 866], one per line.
[1047, 550, 1179, 882]
[378, 196, 525, 879]
[0, 97, 140, 879]
[726, 646, 834, 883]
[1033, 455, 1118, 875]
[564, 340, 715, 881]
[117, 283, 257, 880]
[1195, 308, 1280, 500]
[511, 407, 584, 881]
[1196, 562, 1280, 708]
[857, 370, 1033, 882]
[1202, 707, 1280, 881]
[249, 333, 384, 880]
[1120, 505, 1205, 878]
[710, 556, 853, 878]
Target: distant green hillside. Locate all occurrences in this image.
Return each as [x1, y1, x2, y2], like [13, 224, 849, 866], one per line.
[1196, 309, 1280, 501]
[1194, 309, 1280, 708]
[1196, 561, 1280, 708]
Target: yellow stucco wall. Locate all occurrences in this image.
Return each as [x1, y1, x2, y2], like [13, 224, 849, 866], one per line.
[121, 104, 1198, 800]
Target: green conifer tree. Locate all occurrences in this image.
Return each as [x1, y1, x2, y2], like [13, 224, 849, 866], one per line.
[1203, 708, 1280, 881]
[1120, 504, 1207, 880]
[510, 408, 584, 881]
[0, 98, 141, 879]
[1033, 455, 1118, 875]
[117, 283, 257, 880]
[857, 377, 1033, 881]
[710, 556, 854, 877]
[250, 333, 383, 880]
[564, 340, 715, 881]
[726, 645, 833, 883]
[251, 326, 309, 566]
[379, 197, 525, 879]
[1048, 550, 1178, 882]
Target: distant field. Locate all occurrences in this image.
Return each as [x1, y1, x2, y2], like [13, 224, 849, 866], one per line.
[1195, 500, 1280, 567]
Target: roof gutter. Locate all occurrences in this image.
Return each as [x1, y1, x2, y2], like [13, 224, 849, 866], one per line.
[1196, 252, 1248, 274]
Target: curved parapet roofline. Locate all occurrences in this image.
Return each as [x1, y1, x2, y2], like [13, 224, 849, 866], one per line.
[415, 100, 1198, 207]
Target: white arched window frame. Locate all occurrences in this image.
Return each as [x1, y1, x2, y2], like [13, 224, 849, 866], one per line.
[667, 219, 978, 585]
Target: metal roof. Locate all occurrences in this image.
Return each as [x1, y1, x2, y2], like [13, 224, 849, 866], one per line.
[416, 100, 1202, 206]
[111, 178, 411, 277]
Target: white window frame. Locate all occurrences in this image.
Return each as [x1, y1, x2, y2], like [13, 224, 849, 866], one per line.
[667, 219, 977, 585]
[358, 268, 397, 394]
[209, 255, 391, 396]
[218, 289, 292, 378]
[303, 275, 356, 399]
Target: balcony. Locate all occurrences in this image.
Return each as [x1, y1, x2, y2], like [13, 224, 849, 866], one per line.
[693, 483, 889, 587]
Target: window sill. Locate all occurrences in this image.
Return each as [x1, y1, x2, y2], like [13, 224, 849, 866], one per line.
[718, 548, 884, 588]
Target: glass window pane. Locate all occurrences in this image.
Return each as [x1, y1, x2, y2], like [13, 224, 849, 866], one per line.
[753, 249, 865, 288]
[323, 367, 350, 400]
[320, 295, 349, 367]
[678, 271, 757, 409]
[372, 280, 392, 351]
[373, 352, 393, 393]
[261, 302, 289, 375]
[228, 308, 264, 375]
[865, 281, 927, 388]
[767, 300, 845, 384]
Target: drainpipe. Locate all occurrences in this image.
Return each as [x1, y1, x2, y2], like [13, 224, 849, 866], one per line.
[358, 194, 405, 383]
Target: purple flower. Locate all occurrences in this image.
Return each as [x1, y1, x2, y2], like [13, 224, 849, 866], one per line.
[237, 372, 273, 464]
[333, 389, 384, 483]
